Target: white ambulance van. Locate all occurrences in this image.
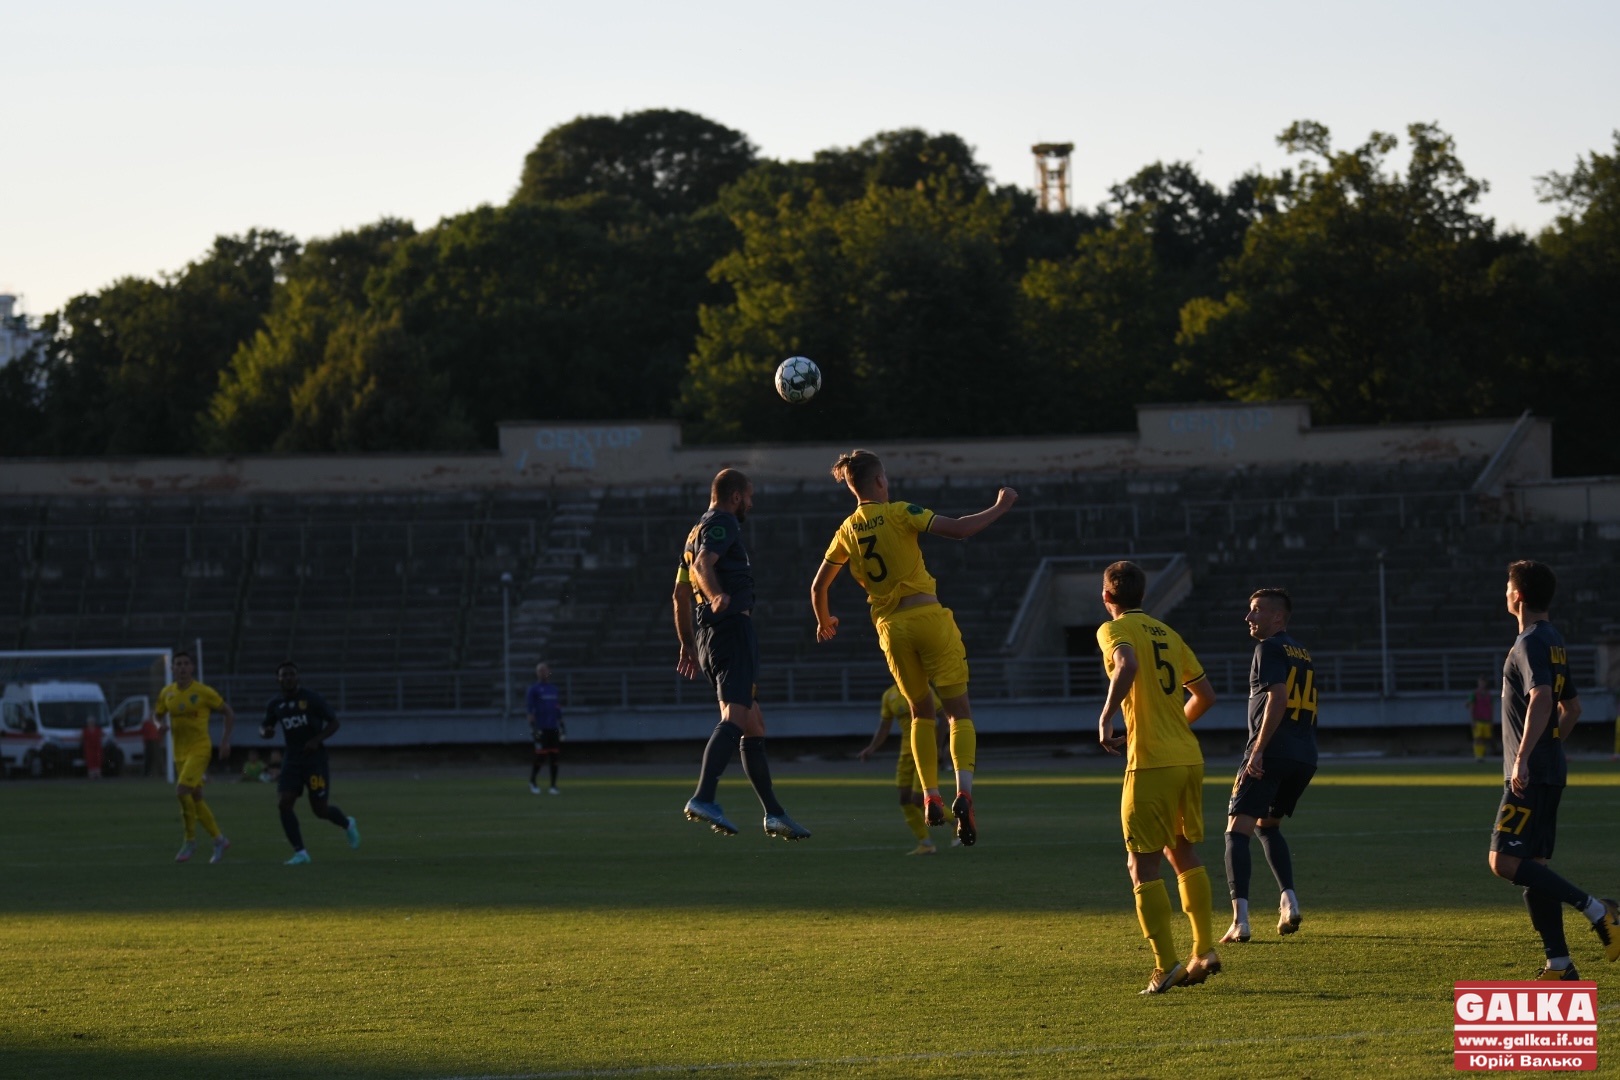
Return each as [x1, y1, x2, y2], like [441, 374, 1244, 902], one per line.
[0, 681, 149, 777]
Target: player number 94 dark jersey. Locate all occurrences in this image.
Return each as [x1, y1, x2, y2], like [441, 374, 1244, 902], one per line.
[263, 689, 335, 754]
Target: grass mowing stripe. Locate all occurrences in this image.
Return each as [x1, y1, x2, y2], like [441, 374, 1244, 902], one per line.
[3, 759, 1616, 1079]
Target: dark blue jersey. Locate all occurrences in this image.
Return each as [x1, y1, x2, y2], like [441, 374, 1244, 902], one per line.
[1502, 620, 1576, 785]
[682, 508, 754, 627]
[263, 688, 336, 755]
[526, 681, 562, 731]
[1246, 631, 1318, 765]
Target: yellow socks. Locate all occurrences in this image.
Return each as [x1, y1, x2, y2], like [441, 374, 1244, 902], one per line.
[948, 718, 977, 791]
[193, 797, 222, 840]
[1177, 866, 1216, 957]
[178, 794, 198, 840]
[901, 802, 928, 841]
[910, 717, 939, 792]
[1133, 879, 1178, 971]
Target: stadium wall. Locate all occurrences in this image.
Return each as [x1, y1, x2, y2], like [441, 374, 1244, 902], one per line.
[216, 691, 1618, 748]
[0, 401, 1556, 497]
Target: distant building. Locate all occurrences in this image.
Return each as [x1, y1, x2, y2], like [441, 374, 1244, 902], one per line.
[0, 294, 47, 368]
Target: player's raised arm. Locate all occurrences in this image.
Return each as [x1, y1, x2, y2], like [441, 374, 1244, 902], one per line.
[926, 487, 1019, 540]
[811, 559, 843, 642]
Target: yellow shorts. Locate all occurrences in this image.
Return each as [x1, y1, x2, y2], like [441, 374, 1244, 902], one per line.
[1122, 763, 1205, 853]
[1472, 722, 1493, 740]
[175, 746, 212, 787]
[878, 605, 968, 711]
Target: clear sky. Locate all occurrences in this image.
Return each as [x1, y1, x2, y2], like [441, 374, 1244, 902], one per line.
[4, 0, 1616, 317]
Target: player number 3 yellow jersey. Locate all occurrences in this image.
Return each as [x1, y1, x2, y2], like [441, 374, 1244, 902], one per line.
[824, 501, 939, 622]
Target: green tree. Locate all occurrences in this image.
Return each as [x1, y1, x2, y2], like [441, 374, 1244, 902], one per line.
[1177, 122, 1517, 423]
[1513, 133, 1620, 473]
[513, 109, 757, 216]
[1018, 162, 1261, 432]
[35, 230, 296, 455]
[684, 158, 1024, 442]
[207, 219, 416, 452]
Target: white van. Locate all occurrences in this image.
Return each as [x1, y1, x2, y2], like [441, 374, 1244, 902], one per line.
[0, 682, 150, 778]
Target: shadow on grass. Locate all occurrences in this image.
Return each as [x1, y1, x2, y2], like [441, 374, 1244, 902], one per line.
[3, 763, 1615, 918]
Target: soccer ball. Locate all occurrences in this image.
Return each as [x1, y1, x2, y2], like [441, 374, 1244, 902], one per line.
[774, 356, 821, 403]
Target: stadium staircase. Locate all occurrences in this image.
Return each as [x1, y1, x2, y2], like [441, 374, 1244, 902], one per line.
[4, 457, 1616, 709]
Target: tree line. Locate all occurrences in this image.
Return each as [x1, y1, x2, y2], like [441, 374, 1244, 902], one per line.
[3, 110, 1615, 475]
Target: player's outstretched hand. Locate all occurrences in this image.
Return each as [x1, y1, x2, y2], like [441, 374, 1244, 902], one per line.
[856, 744, 873, 762]
[996, 486, 1019, 509]
[816, 616, 839, 643]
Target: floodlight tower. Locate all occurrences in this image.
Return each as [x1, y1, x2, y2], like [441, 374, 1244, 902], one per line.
[1031, 142, 1075, 213]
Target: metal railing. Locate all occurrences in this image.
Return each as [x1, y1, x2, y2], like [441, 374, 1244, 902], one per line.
[206, 645, 1596, 715]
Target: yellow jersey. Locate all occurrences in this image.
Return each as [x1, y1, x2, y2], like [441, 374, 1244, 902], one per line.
[824, 501, 939, 622]
[880, 683, 941, 724]
[156, 681, 225, 754]
[1097, 610, 1205, 771]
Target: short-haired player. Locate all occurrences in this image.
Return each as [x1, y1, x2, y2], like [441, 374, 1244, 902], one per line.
[1486, 561, 1618, 979]
[1221, 588, 1318, 944]
[811, 449, 1017, 847]
[1095, 561, 1221, 994]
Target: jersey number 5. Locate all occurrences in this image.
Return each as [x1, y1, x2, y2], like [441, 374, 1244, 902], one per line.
[858, 535, 889, 582]
[1152, 641, 1176, 695]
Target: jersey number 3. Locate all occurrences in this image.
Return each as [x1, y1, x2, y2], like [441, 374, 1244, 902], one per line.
[858, 535, 889, 582]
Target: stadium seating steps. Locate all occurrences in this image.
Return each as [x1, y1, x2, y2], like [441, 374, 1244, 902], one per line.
[3, 459, 1615, 701]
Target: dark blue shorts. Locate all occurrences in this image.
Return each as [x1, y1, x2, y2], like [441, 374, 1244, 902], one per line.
[278, 747, 333, 800]
[1228, 757, 1316, 820]
[1490, 781, 1562, 860]
[695, 615, 759, 707]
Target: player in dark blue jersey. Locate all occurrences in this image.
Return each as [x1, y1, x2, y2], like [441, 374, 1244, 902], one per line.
[1486, 561, 1618, 979]
[526, 662, 565, 795]
[672, 469, 809, 841]
[1221, 588, 1318, 944]
[259, 661, 360, 866]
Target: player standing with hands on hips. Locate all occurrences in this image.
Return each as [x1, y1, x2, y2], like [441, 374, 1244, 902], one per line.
[1485, 561, 1618, 980]
[261, 661, 361, 865]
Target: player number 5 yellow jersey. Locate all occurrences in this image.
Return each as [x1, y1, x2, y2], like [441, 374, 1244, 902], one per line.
[1097, 610, 1205, 771]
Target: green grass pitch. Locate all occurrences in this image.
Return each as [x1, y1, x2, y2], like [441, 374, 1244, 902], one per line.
[2, 758, 1616, 1079]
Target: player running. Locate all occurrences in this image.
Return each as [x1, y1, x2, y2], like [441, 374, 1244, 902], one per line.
[1485, 561, 1619, 980]
[812, 449, 1017, 848]
[260, 661, 360, 865]
[1095, 561, 1221, 994]
[1221, 588, 1318, 944]
[150, 649, 235, 864]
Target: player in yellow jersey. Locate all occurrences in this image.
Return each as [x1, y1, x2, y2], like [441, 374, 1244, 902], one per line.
[811, 449, 1017, 847]
[149, 650, 236, 864]
[858, 683, 949, 854]
[1094, 561, 1220, 994]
